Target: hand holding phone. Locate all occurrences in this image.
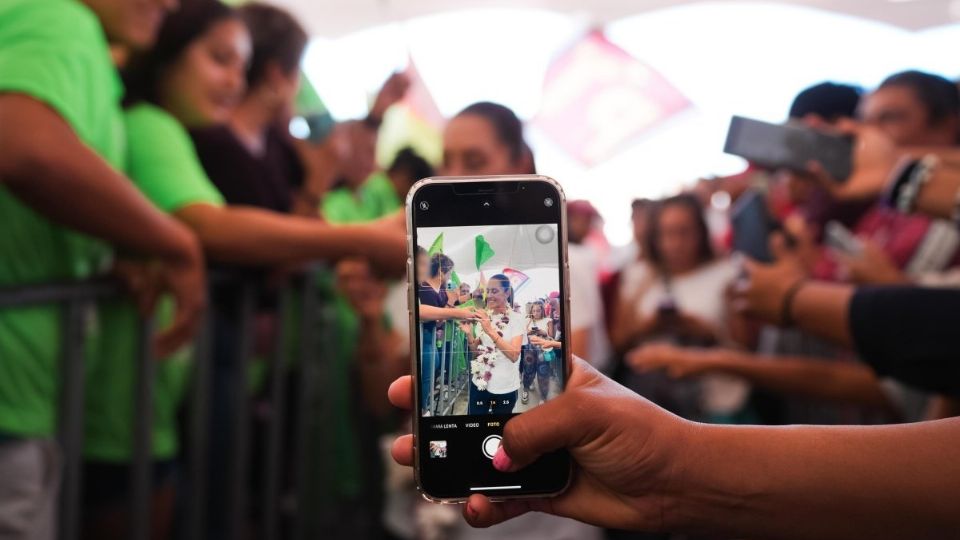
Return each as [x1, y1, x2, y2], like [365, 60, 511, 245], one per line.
[724, 116, 854, 181]
[387, 357, 689, 530]
[408, 175, 572, 501]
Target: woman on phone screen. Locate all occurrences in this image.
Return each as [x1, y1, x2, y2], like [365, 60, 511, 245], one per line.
[522, 301, 555, 405]
[461, 274, 525, 414]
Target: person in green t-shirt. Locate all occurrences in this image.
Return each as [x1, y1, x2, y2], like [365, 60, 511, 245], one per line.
[81, 3, 408, 536]
[0, 0, 209, 538]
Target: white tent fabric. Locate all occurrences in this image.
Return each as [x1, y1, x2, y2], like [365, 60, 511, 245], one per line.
[277, 0, 958, 38]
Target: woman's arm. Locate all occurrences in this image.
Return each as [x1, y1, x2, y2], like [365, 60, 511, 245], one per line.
[175, 203, 405, 274]
[738, 254, 960, 395]
[389, 358, 960, 538]
[419, 305, 475, 321]
[496, 335, 523, 362]
[629, 345, 896, 415]
[674, 417, 960, 539]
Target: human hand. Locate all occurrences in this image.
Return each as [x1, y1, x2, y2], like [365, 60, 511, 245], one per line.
[732, 233, 808, 325]
[112, 258, 162, 316]
[458, 320, 476, 335]
[529, 335, 561, 349]
[782, 215, 820, 273]
[153, 238, 206, 357]
[369, 72, 411, 122]
[807, 121, 901, 201]
[387, 357, 693, 531]
[453, 307, 479, 320]
[627, 343, 713, 379]
[836, 240, 906, 285]
[475, 309, 496, 336]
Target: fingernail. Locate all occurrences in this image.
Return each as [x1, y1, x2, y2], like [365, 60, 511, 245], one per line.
[492, 446, 512, 472]
[465, 502, 478, 520]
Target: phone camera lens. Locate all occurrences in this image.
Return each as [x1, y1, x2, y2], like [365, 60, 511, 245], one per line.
[543, 197, 554, 207]
[419, 201, 429, 211]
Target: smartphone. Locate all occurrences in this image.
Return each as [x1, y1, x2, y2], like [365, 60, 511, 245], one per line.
[730, 188, 780, 263]
[824, 220, 864, 257]
[406, 175, 573, 502]
[724, 116, 853, 181]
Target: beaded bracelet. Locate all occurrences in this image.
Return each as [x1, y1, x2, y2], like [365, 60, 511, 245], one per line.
[896, 154, 939, 214]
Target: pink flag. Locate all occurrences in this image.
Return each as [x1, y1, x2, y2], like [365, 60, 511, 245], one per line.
[502, 268, 530, 294]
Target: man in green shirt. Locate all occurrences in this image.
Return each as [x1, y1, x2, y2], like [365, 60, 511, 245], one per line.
[84, 103, 226, 467]
[0, 1, 205, 537]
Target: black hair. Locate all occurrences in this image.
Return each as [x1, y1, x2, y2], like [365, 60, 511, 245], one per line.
[631, 198, 655, 214]
[123, 0, 237, 106]
[456, 102, 528, 164]
[789, 82, 862, 121]
[878, 70, 960, 126]
[488, 273, 514, 307]
[416, 245, 427, 257]
[388, 147, 434, 185]
[238, 2, 307, 89]
[429, 253, 454, 278]
[644, 194, 715, 272]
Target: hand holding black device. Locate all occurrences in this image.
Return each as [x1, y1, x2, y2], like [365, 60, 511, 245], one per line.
[724, 116, 854, 181]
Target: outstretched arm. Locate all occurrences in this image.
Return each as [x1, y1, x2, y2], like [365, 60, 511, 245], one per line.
[389, 358, 960, 539]
[629, 344, 896, 416]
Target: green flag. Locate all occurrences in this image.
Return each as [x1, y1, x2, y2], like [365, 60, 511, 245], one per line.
[428, 233, 444, 256]
[450, 270, 461, 287]
[475, 234, 495, 270]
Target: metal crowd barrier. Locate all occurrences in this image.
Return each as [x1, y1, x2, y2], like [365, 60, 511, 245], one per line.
[425, 320, 470, 416]
[0, 268, 336, 540]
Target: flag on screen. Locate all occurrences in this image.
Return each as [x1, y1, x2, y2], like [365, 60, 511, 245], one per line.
[475, 235, 495, 270]
[428, 233, 444, 256]
[502, 268, 530, 294]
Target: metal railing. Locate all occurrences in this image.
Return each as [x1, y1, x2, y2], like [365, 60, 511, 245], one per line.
[425, 321, 470, 416]
[0, 268, 337, 540]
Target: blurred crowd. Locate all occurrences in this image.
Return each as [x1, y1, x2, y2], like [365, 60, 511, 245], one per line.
[2, 0, 960, 539]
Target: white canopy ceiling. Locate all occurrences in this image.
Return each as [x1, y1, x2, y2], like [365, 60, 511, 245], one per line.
[274, 0, 958, 38]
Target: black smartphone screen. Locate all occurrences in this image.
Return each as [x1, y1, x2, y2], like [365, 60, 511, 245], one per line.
[724, 116, 853, 181]
[408, 176, 572, 501]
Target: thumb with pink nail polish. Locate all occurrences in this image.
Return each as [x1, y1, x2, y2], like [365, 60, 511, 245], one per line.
[492, 446, 513, 472]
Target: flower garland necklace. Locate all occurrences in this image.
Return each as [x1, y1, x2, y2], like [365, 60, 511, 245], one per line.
[470, 310, 510, 392]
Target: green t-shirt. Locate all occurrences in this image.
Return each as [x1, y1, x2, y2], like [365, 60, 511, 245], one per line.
[83, 104, 224, 462]
[0, 0, 125, 436]
[321, 173, 401, 224]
